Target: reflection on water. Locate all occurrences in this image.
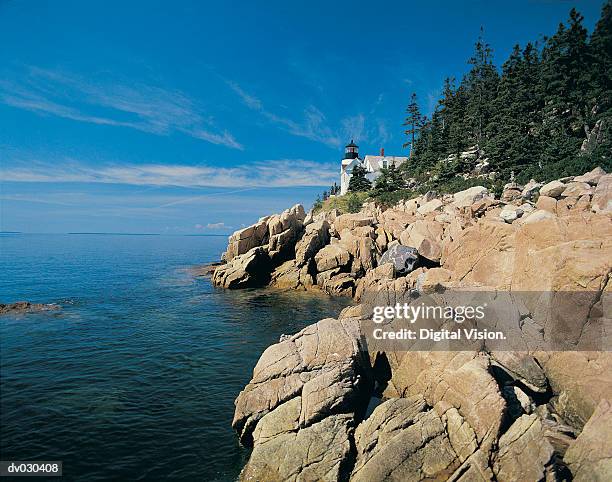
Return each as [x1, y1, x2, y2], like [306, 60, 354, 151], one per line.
[0, 234, 351, 481]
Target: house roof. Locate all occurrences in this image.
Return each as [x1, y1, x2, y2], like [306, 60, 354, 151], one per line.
[363, 155, 409, 171]
[342, 157, 361, 167]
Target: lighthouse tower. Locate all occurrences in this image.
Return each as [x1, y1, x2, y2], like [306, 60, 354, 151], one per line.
[340, 140, 361, 195]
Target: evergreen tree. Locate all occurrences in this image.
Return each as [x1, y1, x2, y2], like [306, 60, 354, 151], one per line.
[583, 0, 612, 162]
[373, 164, 404, 194]
[403, 92, 425, 156]
[347, 164, 372, 192]
[463, 28, 499, 151]
[439, 77, 468, 155]
[486, 42, 542, 178]
[538, 9, 590, 167]
[403, 4, 612, 193]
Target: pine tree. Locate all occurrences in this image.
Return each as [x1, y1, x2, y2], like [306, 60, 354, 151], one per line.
[486, 42, 542, 178]
[373, 164, 404, 194]
[538, 9, 590, 167]
[463, 28, 499, 151]
[583, 0, 612, 162]
[403, 92, 425, 156]
[347, 164, 372, 192]
[402, 4, 612, 192]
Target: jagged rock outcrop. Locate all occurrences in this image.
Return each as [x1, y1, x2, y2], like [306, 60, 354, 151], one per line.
[223, 217, 269, 261]
[242, 412, 355, 482]
[565, 399, 612, 481]
[211, 167, 612, 481]
[270, 260, 314, 290]
[294, 220, 330, 267]
[211, 246, 271, 288]
[232, 317, 371, 480]
[351, 396, 465, 482]
[493, 413, 570, 481]
[574, 166, 606, 185]
[399, 219, 444, 262]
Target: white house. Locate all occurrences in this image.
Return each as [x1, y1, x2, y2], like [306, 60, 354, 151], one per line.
[340, 140, 409, 195]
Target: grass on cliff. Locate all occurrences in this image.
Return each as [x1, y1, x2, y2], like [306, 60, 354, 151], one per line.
[313, 191, 370, 215]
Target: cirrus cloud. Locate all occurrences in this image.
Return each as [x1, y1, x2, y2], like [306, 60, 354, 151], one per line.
[1, 158, 339, 188]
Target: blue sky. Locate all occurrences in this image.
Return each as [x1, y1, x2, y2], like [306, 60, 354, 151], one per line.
[0, 0, 605, 234]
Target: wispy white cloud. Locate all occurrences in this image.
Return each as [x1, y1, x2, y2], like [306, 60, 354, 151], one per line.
[374, 119, 392, 146]
[0, 66, 243, 149]
[195, 222, 230, 230]
[1, 159, 338, 188]
[341, 114, 366, 143]
[226, 80, 341, 148]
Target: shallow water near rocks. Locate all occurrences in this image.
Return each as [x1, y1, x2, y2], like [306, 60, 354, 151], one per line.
[0, 234, 351, 481]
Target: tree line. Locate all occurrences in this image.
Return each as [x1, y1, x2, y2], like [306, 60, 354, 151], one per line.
[406, 3, 611, 185]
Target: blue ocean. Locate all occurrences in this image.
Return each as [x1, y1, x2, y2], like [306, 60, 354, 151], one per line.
[0, 234, 351, 481]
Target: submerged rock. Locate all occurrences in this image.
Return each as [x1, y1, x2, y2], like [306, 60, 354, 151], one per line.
[0, 301, 60, 315]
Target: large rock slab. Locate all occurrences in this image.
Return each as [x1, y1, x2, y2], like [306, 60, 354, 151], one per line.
[351, 397, 462, 482]
[493, 414, 557, 481]
[383, 352, 506, 458]
[314, 243, 352, 273]
[561, 181, 593, 198]
[267, 204, 307, 262]
[223, 204, 306, 263]
[574, 166, 606, 185]
[540, 180, 566, 198]
[212, 247, 271, 289]
[565, 399, 612, 481]
[399, 219, 444, 262]
[223, 218, 269, 261]
[334, 213, 375, 233]
[536, 352, 612, 429]
[233, 317, 371, 480]
[319, 272, 356, 297]
[442, 219, 516, 288]
[242, 412, 354, 482]
[339, 226, 377, 274]
[592, 173, 612, 213]
[294, 220, 330, 267]
[452, 186, 489, 208]
[269, 259, 314, 290]
[233, 317, 369, 444]
[379, 212, 416, 240]
[378, 244, 419, 276]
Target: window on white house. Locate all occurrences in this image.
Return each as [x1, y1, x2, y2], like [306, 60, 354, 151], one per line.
[382, 160, 388, 169]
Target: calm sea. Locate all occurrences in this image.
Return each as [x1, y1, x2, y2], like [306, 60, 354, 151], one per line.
[0, 234, 351, 481]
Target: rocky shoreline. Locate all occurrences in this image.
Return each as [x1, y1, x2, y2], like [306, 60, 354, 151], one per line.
[211, 167, 611, 481]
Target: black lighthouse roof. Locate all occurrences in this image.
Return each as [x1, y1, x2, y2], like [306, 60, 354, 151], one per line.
[346, 139, 358, 148]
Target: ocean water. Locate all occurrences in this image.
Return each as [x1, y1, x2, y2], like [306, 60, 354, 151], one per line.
[0, 234, 351, 481]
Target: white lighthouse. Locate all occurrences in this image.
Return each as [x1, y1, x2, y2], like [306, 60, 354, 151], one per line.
[340, 140, 361, 195]
[340, 140, 409, 195]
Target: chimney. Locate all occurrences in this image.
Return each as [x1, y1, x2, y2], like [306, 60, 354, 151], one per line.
[380, 147, 385, 156]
